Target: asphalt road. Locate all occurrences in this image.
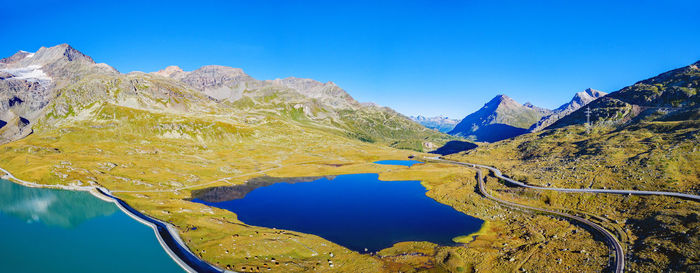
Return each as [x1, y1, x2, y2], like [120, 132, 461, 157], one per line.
[430, 158, 627, 273]
[470, 163, 700, 201]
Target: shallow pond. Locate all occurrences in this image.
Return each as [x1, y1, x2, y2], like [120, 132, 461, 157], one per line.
[0, 179, 184, 273]
[373, 159, 423, 167]
[193, 168, 482, 253]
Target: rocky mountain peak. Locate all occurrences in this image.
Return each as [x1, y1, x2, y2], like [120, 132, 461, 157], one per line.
[485, 94, 549, 113]
[485, 94, 518, 108]
[194, 65, 247, 76]
[34, 44, 95, 64]
[490, 94, 510, 102]
[0, 44, 110, 78]
[568, 88, 606, 110]
[171, 65, 257, 101]
[0, 51, 33, 64]
[449, 94, 550, 142]
[529, 88, 607, 132]
[580, 88, 606, 99]
[152, 65, 185, 78]
[59, 44, 93, 62]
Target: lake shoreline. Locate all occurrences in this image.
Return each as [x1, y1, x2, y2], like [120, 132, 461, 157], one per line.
[0, 165, 225, 273]
[196, 171, 484, 253]
[452, 220, 493, 244]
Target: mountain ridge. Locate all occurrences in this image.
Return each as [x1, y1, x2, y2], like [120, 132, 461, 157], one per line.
[0, 44, 451, 151]
[410, 115, 460, 133]
[549, 60, 699, 129]
[529, 88, 607, 132]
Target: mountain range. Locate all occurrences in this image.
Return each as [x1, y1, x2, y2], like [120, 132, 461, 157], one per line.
[0, 44, 450, 151]
[410, 115, 460, 133]
[528, 88, 607, 132]
[443, 88, 606, 142]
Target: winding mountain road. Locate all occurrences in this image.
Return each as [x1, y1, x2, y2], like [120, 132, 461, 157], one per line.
[429, 158, 626, 272]
[470, 162, 700, 201]
[430, 156, 700, 273]
[427, 157, 697, 273]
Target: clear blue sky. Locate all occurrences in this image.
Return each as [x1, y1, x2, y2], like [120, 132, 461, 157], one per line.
[2, 0, 699, 118]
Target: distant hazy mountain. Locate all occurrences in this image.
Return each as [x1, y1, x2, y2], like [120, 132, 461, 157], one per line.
[529, 88, 607, 132]
[410, 115, 460, 133]
[448, 95, 550, 142]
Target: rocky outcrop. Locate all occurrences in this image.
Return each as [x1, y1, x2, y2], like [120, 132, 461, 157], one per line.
[0, 110, 32, 143]
[529, 88, 607, 132]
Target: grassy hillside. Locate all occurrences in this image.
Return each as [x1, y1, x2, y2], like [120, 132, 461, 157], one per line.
[447, 61, 700, 272]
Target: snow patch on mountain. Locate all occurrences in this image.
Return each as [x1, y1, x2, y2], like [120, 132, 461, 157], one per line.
[0, 65, 51, 82]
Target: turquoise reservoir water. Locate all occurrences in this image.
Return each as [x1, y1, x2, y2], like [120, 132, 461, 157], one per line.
[194, 171, 483, 252]
[0, 179, 184, 273]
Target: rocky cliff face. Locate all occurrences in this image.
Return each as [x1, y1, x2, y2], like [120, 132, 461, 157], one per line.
[529, 88, 607, 132]
[449, 95, 550, 142]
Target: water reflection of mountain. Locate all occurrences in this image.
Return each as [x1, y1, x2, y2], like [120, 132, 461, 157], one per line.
[192, 175, 336, 202]
[0, 179, 117, 228]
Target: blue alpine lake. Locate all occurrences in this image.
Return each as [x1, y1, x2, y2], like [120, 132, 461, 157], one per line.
[0, 179, 184, 273]
[373, 160, 424, 167]
[193, 171, 483, 253]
